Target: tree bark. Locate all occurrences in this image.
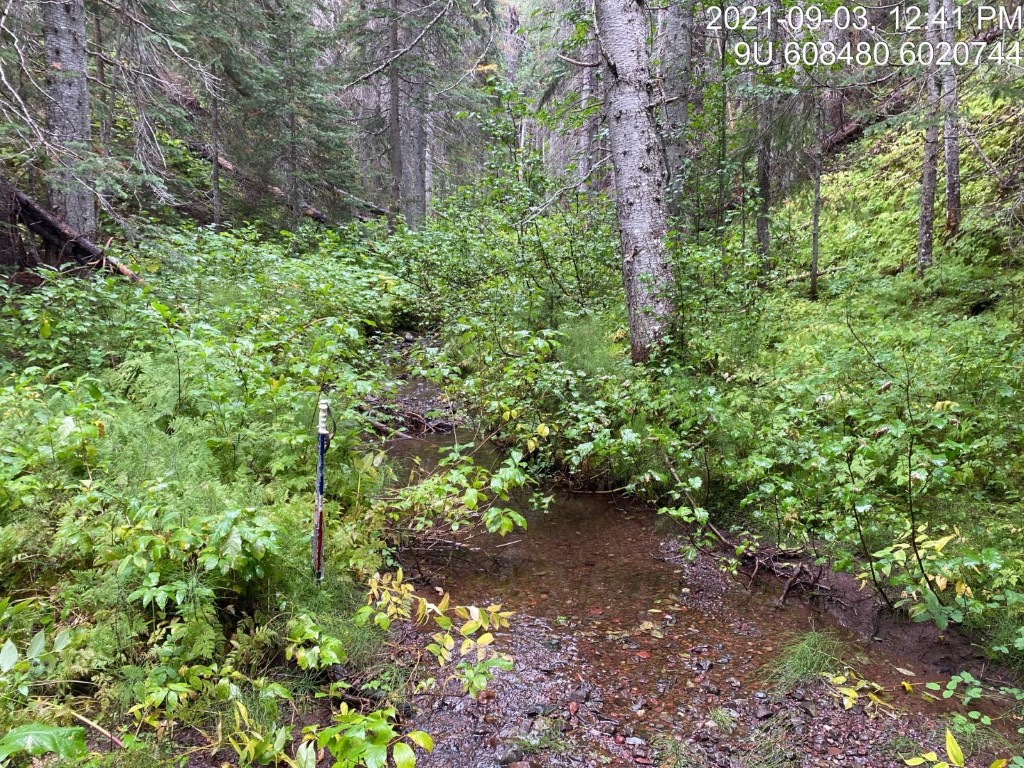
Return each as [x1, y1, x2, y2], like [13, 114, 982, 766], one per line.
[401, 76, 428, 229]
[388, 0, 403, 225]
[42, 0, 96, 237]
[578, 34, 598, 190]
[595, 0, 677, 363]
[210, 85, 223, 231]
[756, 114, 772, 273]
[941, 0, 961, 234]
[810, 149, 822, 301]
[755, 0, 779, 276]
[659, 0, 694, 219]
[916, 0, 941, 277]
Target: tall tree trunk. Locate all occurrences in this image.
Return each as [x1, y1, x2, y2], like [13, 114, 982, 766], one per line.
[401, 77, 427, 229]
[388, 0, 403, 224]
[42, 0, 96, 237]
[424, 100, 434, 218]
[755, 0, 778, 276]
[578, 35, 598, 190]
[810, 149, 822, 301]
[659, 0, 694, 219]
[941, 0, 961, 235]
[595, 0, 676, 363]
[716, 29, 729, 264]
[756, 112, 772, 273]
[211, 87, 223, 231]
[916, 0, 941, 277]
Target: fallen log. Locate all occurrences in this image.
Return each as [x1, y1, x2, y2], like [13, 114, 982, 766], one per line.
[819, 28, 1006, 155]
[0, 177, 142, 282]
[819, 88, 914, 154]
[186, 142, 338, 223]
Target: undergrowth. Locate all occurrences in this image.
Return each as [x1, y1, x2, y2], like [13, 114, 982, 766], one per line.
[0, 224, 522, 766]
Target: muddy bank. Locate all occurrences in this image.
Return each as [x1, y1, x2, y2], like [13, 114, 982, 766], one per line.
[387, 433, 1014, 768]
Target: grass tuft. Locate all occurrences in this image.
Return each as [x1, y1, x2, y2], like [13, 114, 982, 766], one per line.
[765, 631, 846, 690]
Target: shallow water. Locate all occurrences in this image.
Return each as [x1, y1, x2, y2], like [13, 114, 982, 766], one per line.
[387, 433, 1004, 768]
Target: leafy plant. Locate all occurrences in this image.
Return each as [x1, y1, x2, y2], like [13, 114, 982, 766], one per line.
[904, 729, 1010, 768]
[307, 704, 432, 768]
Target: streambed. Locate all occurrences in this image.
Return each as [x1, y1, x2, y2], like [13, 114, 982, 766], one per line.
[386, 432, 1004, 768]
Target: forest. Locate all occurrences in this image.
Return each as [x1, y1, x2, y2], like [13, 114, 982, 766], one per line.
[1, 0, 1024, 765]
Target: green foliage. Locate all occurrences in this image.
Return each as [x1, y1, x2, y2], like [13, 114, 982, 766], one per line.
[355, 569, 514, 696]
[0, 224, 491, 763]
[308, 704, 432, 768]
[395, 92, 1024, 686]
[0, 724, 87, 765]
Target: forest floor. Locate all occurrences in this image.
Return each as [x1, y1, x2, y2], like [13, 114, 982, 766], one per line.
[370, 374, 1017, 768]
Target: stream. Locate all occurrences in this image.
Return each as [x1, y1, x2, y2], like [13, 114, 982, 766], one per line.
[385, 431, 1001, 768]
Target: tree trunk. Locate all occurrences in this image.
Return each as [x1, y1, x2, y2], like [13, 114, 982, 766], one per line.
[659, 0, 694, 219]
[755, 0, 778, 276]
[595, 0, 676, 363]
[211, 85, 223, 231]
[424, 104, 434, 219]
[916, 0, 940, 278]
[578, 35, 598, 190]
[756, 115, 772, 273]
[388, 0, 403, 225]
[42, 0, 96, 237]
[401, 77, 427, 229]
[941, 0, 961, 235]
[0, 188, 26, 268]
[810, 150, 822, 301]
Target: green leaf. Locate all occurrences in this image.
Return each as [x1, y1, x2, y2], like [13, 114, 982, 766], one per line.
[406, 731, 433, 752]
[293, 741, 317, 768]
[0, 724, 87, 761]
[0, 639, 17, 672]
[26, 630, 45, 660]
[52, 630, 70, 653]
[393, 741, 416, 768]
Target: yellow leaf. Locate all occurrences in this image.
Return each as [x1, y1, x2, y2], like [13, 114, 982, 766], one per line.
[945, 730, 964, 767]
[536, 423, 550, 438]
[901, 681, 914, 693]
